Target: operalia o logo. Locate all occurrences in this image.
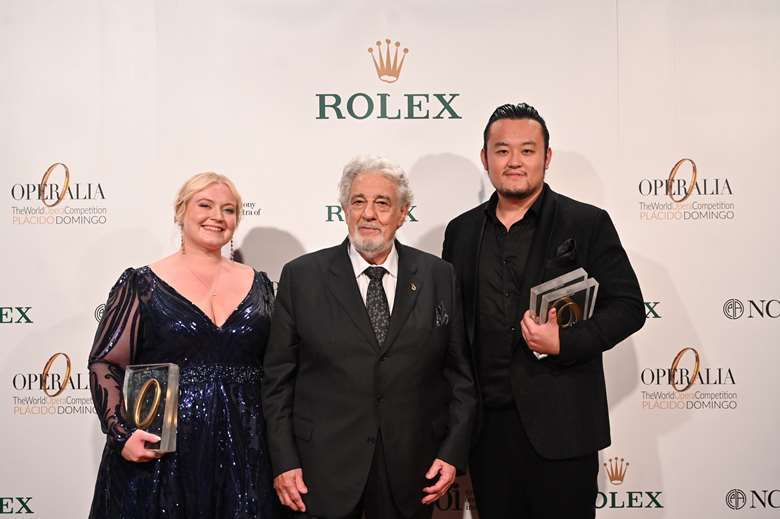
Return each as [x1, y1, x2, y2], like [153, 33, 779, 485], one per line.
[9, 162, 109, 225]
[639, 347, 738, 411]
[669, 347, 701, 392]
[10, 352, 95, 417]
[637, 158, 736, 222]
[41, 352, 73, 397]
[315, 38, 461, 120]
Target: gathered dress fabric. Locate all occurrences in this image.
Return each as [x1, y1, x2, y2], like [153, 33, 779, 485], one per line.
[87, 266, 277, 519]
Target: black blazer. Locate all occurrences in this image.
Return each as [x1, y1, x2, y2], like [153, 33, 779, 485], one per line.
[262, 240, 476, 518]
[442, 184, 644, 459]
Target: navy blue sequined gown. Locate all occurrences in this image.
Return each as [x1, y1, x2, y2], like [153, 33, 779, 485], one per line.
[88, 266, 278, 519]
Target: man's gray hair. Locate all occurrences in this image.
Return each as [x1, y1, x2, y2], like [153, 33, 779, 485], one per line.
[338, 155, 414, 208]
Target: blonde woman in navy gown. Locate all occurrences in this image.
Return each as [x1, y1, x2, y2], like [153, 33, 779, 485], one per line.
[88, 173, 277, 518]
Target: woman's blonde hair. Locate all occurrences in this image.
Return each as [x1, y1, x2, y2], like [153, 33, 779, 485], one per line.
[173, 172, 243, 227]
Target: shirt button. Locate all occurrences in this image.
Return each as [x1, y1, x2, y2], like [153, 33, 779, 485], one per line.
[504, 290, 510, 297]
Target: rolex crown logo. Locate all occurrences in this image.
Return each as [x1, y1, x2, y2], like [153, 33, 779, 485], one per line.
[604, 457, 629, 485]
[368, 38, 409, 83]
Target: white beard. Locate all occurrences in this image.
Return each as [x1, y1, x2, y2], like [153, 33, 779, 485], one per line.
[349, 232, 391, 256]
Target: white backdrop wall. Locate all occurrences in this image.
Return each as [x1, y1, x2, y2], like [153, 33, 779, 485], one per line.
[1, 1, 778, 517]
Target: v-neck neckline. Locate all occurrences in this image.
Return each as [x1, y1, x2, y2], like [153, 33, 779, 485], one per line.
[146, 266, 258, 331]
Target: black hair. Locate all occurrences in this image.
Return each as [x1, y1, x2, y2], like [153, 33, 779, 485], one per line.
[483, 102, 549, 152]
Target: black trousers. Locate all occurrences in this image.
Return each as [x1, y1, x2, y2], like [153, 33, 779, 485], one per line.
[294, 433, 433, 519]
[470, 407, 598, 519]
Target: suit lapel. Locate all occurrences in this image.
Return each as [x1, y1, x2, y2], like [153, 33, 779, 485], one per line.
[380, 241, 419, 354]
[326, 239, 379, 349]
[519, 184, 559, 298]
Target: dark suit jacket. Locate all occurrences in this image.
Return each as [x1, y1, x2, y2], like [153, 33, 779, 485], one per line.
[262, 239, 476, 518]
[442, 184, 644, 460]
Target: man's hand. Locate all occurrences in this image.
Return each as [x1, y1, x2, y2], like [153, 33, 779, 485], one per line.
[273, 468, 308, 512]
[421, 458, 456, 505]
[521, 308, 560, 355]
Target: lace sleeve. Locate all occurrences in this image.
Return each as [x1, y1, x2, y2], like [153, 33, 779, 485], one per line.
[88, 268, 143, 449]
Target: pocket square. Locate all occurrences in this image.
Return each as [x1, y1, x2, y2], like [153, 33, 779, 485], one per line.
[555, 238, 577, 260]
[545, 238, 578, 269]
[434, 301, 449, 327]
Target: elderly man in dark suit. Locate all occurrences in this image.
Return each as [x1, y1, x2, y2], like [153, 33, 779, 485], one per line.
[442, 103, 645, 519]
[262, 156, 476, 519]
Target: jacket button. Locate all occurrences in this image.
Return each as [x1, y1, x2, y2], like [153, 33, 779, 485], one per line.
[376, 395, 384, 403]
[366, 436, 376, 445]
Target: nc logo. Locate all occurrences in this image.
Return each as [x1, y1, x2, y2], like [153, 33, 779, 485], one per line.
[725, 489, 747, 510]
[723, 299, 744, 319]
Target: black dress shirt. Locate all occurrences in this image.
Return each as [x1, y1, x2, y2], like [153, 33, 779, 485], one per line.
[477, 190, 544, 408]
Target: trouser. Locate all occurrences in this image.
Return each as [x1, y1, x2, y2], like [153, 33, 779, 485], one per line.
[294, 433, 433, 519]
[470, 406, 598, 519]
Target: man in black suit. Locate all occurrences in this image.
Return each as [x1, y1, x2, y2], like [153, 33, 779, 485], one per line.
[263, 155, 476, 519]
[442, 103, 645, 518]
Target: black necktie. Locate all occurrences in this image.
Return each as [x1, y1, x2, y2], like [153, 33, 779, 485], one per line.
[364, 266, 390, 345]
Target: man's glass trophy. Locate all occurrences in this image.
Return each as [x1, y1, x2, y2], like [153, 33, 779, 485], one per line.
[529, 269, 599, 359]
[123, 363, 179, 452]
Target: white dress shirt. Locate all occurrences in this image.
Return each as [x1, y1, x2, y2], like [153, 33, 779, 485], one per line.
[348, 241, 398, 314]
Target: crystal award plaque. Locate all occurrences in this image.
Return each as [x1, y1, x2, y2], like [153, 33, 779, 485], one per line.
[123, 363, 179, 453]
[529, 268, 588, 320]
[528, 269, 599, 359]
[538, 278, 599, 326]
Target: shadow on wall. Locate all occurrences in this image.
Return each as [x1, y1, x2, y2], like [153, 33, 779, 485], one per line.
[545, 150, 605, 208]
[234, 226, 306, 283]
[596, 249, 693, 518]
[403, 153, 488, 257]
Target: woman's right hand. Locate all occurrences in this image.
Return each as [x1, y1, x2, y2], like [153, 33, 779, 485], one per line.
[121, 430, 163, 462]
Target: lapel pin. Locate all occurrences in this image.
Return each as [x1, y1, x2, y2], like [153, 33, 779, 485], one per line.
[410, 282, 417, 292]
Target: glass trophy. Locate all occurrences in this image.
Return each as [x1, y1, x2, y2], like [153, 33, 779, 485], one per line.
[123, 363, 179, 453]
[528, 269, 599, 359]
[538, 278, 599, 325]
[530, 268, 588, 319]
